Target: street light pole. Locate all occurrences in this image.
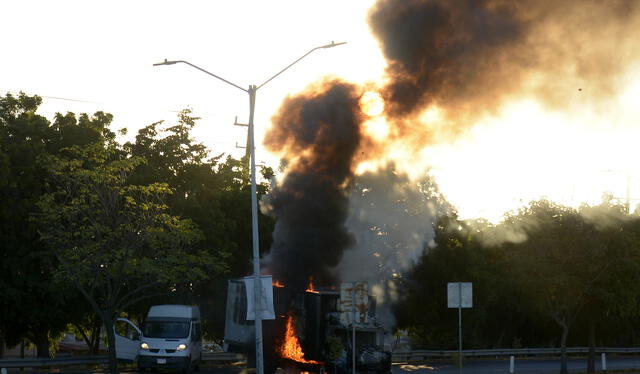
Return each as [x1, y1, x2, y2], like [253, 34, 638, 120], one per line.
[154, 41, 345, 374]
[246, 84, 264, 372]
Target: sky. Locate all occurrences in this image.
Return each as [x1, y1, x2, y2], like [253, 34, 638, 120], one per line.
[3, 0, 640, 222]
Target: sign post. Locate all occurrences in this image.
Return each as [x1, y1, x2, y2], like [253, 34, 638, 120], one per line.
[447, 282, 473, 374]
[339, 282, 368, 374]
[352, 286, 356, 374]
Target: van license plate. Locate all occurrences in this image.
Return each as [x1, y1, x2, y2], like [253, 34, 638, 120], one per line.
[157, 358, 166, 364]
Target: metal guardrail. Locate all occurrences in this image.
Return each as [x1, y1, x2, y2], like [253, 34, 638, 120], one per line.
[391, 347, 640, 362]
[0, 355, 106, 369]
[202, 351, 247, 362]
[2, 348, 639, 369]
[0, 352, 246, 369]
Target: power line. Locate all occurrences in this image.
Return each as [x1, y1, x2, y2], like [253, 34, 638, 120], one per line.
[0, 89, 101, 104]
[0, 89, 221, 116]
[0, 89, 275, 162]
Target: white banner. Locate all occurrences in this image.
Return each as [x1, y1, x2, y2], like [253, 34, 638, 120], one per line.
[244, 275, 275, 320]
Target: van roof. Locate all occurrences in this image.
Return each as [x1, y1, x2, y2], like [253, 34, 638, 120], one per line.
[147, 305, 200, 319]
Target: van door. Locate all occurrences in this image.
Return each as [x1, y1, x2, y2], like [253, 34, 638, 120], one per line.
[114, 318, 142, 361]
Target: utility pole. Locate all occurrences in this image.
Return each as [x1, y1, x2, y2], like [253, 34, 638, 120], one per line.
[352, 284, 357, 374]
[153, 41, 345, 374]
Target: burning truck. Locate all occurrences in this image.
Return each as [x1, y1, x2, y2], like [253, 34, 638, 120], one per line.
[224, 279, 392, 374]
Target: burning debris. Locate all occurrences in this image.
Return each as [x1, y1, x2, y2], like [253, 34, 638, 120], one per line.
[224, 279, 391, 374]
[306, 278, 320, 294]
[280, 313, 320, 365]
[273, 280, 285, 288]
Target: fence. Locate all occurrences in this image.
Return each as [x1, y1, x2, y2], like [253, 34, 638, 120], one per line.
[391, 347, 640, 363]
[2, 348, 640, 370]
[0, 351, 245, 370]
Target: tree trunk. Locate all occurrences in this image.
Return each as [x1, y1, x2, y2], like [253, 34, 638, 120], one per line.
[104, 316, 119, 374]
[77, 317, 102, 355]
[74, 322, 93, 355]
[587, 321, 596, 373]
[559, 324, 569, 374]
[33, 329, 50, 358]
[91, 323, 101, 355]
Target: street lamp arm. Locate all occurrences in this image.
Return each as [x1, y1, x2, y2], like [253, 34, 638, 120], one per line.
[153, 59, 247, 93]
[152, 42, 345, 374]
[256, 41, 346, 90]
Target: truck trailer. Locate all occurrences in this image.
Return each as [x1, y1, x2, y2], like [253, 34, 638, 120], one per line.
[224, 279, 391, 374]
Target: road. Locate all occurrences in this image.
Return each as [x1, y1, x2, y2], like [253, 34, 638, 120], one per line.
[193, 357, 640, 374]
[392, 356, 640, 374]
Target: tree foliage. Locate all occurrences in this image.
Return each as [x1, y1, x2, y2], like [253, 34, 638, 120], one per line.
[396, 196, 640, 373]
[0, 93, 274, 370]
[0, 93, 79, 357]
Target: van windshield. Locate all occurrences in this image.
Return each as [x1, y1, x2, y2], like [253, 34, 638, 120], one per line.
[143, 321, 190, 339]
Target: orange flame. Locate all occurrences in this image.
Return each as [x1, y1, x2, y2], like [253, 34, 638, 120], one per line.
[273, 280, 285, 288]
[306, 277, 320, 294]
[280, 314, 319, 364]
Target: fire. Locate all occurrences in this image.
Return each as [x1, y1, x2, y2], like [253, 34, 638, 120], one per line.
[360, 91, 389, 141]
[273, 280, 285, 288]
[280, 314, 319, 364]
[363, 116, 389, 141]
[360, 91, 385, 117]
[306, 278, 319, 294]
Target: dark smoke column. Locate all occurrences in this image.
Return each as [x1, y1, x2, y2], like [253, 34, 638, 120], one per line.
[369, 0, 640, 134]
[369, 0, 524, 122]
[262, 80, 364, 291]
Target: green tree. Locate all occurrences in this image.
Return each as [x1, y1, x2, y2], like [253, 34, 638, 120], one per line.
[573, 202, 640, 372]
[123, 111, 274, 339]
[502, 200, 619, 374]
[36, 141, 213, 374]
[395, 213, 531, 349]
[0, 93, 82, 357]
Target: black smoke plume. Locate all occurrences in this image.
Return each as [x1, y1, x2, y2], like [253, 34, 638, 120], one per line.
[262, 80, 364, 291]
[262, 0, 640, 292]
[369, 0, 524, 120]
[369, 0, 640, 141]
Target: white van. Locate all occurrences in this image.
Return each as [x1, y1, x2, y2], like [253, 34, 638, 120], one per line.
[115, 305, 202, 373]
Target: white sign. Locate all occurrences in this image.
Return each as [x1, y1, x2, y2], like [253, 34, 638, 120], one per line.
[244, 275, 275, 320]
[339, 282, 369, 325]
[447, 282, 473, 308]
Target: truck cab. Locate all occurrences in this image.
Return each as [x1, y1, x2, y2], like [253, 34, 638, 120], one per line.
[115, 305, 202, 373]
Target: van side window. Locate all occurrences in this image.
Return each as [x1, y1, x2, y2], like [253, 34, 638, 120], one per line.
[115, 320, 139, 340]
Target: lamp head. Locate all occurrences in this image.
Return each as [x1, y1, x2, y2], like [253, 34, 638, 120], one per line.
[321, 41, 347, 49]
[153, 59, 178, 66]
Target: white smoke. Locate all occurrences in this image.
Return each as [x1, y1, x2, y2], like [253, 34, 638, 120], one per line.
[335, 165, 439, 328]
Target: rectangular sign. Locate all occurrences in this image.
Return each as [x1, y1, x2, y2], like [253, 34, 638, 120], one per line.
[244, 275, 275, 320]
[339, 282, 369, 324]
[447, 282, 473, 308]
